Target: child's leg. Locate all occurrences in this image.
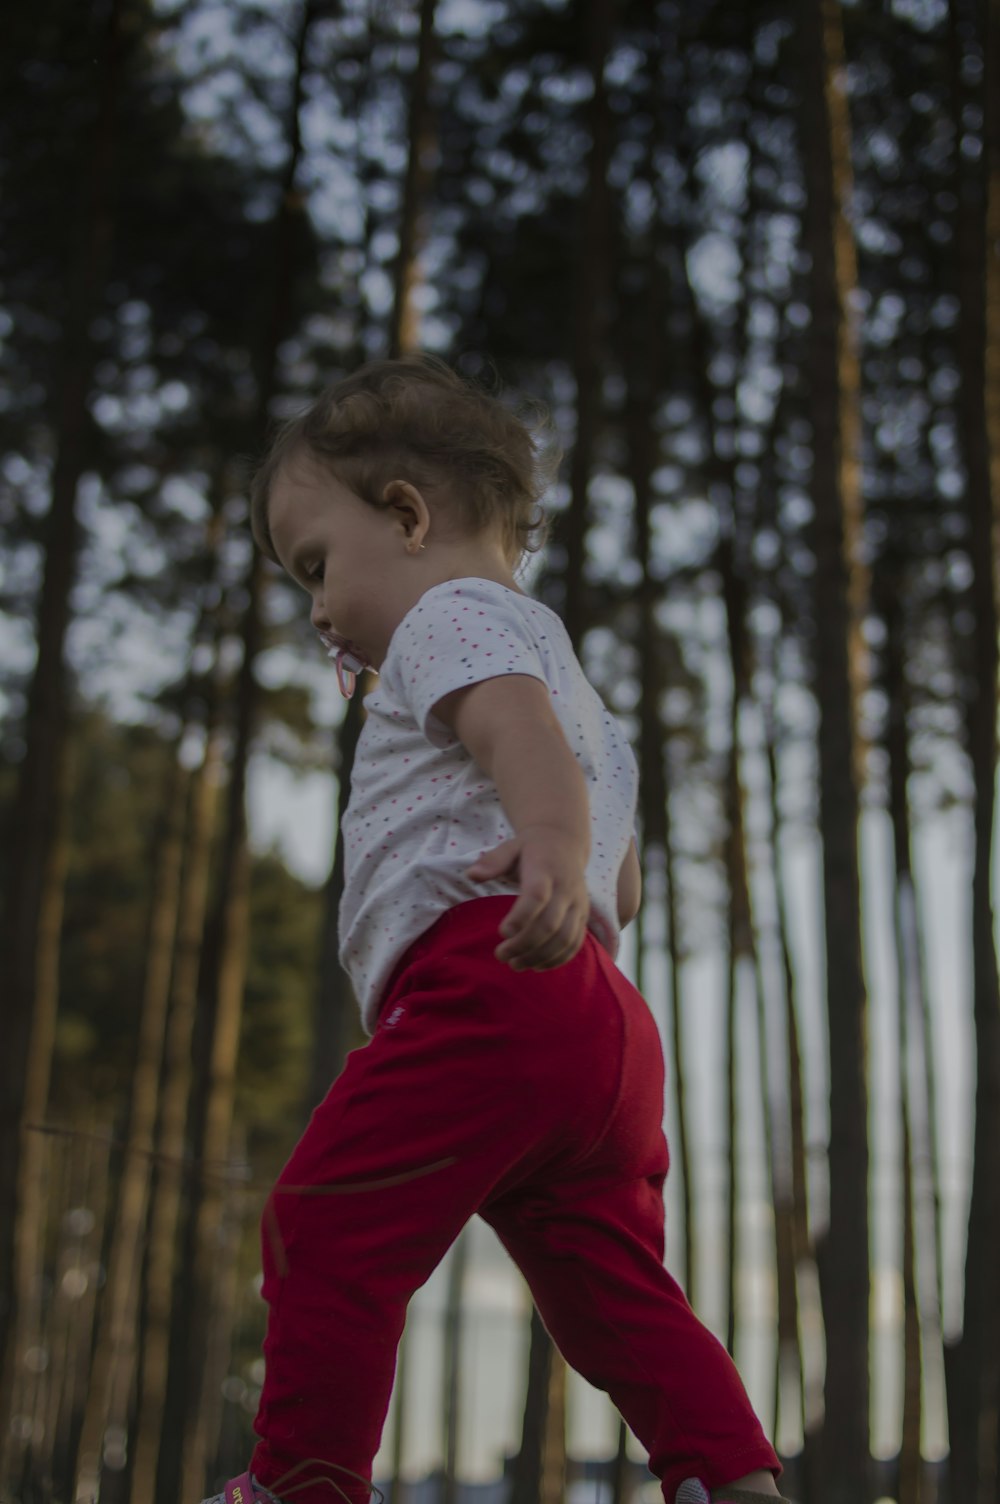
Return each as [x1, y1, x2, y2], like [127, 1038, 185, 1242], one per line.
[482, 1174, 782, 1504]
[248, 1027, 490, 1504]
[478, 944, 782, 1504]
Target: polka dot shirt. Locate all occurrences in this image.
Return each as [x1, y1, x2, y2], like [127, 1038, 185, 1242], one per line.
[339, 578, 639, 1033]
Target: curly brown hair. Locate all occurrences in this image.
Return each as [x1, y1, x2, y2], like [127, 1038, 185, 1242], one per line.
[250, 354, 557, 569]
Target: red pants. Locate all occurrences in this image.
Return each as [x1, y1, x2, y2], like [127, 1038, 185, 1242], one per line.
[251, 897, 780, 1504]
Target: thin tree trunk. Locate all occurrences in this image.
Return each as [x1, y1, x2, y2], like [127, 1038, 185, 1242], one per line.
[759, 640, 819, 1491]
[72, 742, 189, 1503]
[618, 86, 693, 1304]
[511, 1306, 566, 1504]
[560, 0, 612, 650]
[46, 1117, 113, 1504]
[0, 0, 122, 1431]
[719, 537, 749, 1363]
[511, 2, 614, 1477]
[942, 3, 1000, 1497]
[199, 1124, 250, 1490]
[307, 696, 369, 1113]
[795, 5, 871, 1498]
[389, 0, 437, 358]
[389, 1325, 409, 1504]
[441, 1230, 469, 1504]
[128, 722, 225, 1504]
[2, 747, 75, 1492]
[169, 6, 319, 1495]
[884, 584, 925, 1504]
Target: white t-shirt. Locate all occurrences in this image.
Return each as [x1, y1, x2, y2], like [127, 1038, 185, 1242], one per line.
[338, 578, 639, 1033]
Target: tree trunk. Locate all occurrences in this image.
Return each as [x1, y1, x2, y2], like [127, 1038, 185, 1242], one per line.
[389, 1324, 409, 1504]
[510, 1306, 566, 1504]
[0, 0, 123, 1444]
[441, 1229, 469, 1504]
[759, 630, 821, 1493]
[128, 724, 225, 1504]
[942, 3, 1000, 1497]
[307, 695, 369, 1114]
[168, 6, 319, 1496]
[48, 1118, 114, 1503]
[199, 1123, 250, 1493]
[72, 743, 189, 1504]
[75, 506, 226, 1504]
[617, 69, 693, 1301]
[795, 3, 871, 1499]
[389, 0, 438, 358]
[883, 585, 926, 1504]
[559, 0, 612, 650]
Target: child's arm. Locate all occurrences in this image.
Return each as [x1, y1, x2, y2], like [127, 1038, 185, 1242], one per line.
[617, 836, 641, 927]
[433, 674, 592, 972]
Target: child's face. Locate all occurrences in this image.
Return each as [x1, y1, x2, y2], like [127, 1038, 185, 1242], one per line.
[268, 456, 427, 671]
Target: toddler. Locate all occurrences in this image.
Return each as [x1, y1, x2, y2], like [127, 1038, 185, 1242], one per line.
[204, 355, 792, 1504]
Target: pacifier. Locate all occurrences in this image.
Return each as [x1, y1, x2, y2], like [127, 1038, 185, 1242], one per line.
[317, 630, 368, 700]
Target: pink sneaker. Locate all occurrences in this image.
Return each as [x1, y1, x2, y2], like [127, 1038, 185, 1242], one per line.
[200, 1462, 382, 1504]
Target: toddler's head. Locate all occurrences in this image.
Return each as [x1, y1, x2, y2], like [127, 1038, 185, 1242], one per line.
[251, 353, 555, 570]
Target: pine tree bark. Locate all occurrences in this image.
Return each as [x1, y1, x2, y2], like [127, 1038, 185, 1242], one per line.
[0, 0, 123, 1447]
[795, 3, 871, 1499]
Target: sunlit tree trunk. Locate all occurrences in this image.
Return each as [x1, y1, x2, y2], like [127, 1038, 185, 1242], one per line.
[74, 513, 225, 1504]
[72, 742, 189, 1504]
[48, 1118, 113, 1501]
[128, 720, 225, 1504]
[0, 0, 123, 1452]
[942, 3, 1000, 1497]
[796, 3, 871, 1498]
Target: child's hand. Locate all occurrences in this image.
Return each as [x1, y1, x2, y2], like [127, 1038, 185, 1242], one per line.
[465, 825, 590, 971]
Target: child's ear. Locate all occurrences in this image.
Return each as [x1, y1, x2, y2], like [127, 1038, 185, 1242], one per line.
[382, 479, 430, 543]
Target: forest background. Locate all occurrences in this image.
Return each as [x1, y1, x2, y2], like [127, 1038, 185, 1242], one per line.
[1, 2, 998, 1504]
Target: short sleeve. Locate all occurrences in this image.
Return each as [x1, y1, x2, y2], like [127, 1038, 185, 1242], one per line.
[388, 581, 551, 748]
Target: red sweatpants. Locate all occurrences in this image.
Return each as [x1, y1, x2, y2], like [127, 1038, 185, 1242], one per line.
[250, 897, 780, 1504]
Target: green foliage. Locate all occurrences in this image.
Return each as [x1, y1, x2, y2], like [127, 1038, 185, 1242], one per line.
[24, 710, 321, 1173]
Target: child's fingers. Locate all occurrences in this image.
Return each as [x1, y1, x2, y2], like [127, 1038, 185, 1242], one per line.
[496, 882, 552, 945]
[503, 916, 585, 971]
[496, 895, 578, 967]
